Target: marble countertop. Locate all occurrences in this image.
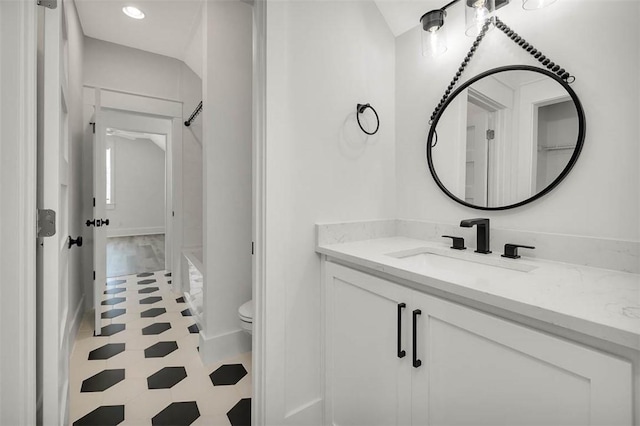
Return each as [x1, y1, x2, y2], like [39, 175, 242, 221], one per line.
[317, 237, 640, 351]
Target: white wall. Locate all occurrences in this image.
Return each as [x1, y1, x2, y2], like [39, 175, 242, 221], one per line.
[106, 135, 165, 237]
[180, 64, 203, 249]
[200, 0, 253, 361]
[264, 1, 396, 421]
[396, 0, 640, 241]
[84, 37, 183, 101]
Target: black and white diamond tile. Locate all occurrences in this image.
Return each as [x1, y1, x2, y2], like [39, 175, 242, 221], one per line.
[145, 341, 179, 358]
[89, 343, 126, 360]
[81, 369, 125, 392]
[147, 366, 187, 389]
[72, 405, 125, 426]
[210, 364, 247, 386]
[141, 307, 167, 318]
[140, 296, 163, 305]
[101, 308, 126, 319]
[70, 270, 251, 425]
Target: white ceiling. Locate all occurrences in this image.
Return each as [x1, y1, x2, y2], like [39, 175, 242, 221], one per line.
[373, 0, 443, 37]
[74, 0, 444, 63]
[74, 0, 203, 62]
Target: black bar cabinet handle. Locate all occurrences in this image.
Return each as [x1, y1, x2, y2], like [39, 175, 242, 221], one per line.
[397, 303, 406, 358]
[412, 309, 422, 368]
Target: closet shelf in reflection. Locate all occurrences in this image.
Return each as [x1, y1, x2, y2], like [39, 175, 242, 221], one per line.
[538, 145, 575, 152]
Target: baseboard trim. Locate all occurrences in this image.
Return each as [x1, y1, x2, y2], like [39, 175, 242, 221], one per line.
[106, 227, 165, 238]
[285, 398, 323, 425]
[69, 295, 85, 347]
[198, 329, 251, 365]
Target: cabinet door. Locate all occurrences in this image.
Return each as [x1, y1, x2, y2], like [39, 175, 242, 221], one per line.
[325, 262, 412, 426]
[411, 292, 633, 426]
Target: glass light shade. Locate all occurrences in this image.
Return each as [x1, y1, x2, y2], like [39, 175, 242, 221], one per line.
[522, 0, 558, 9]
[465, 0, 495, 37]
[420, 9, 447, 58]
[422, 27, 448, 57]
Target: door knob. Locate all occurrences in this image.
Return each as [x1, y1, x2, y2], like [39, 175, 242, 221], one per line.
[99, 218, 110, 226]
[68, 236, 83, 249]
[85, 219, 96, 227]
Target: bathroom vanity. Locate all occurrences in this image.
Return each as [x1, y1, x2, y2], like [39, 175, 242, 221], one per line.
[317, 235, 639, 425]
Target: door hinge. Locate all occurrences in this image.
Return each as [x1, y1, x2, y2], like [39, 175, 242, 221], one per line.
[36, 0, 57, 9]
[486, 129, 495, 140]
[172, 211, 175, 217]
[90, 122, 95, 134]
[93, 197, 96, 207]
[93, 271, 96, 280]
[251, 241, 255, 255]
[37, 209, 56, 238]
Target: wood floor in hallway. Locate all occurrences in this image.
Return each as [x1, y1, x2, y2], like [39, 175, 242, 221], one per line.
[107, 235, 165, 278]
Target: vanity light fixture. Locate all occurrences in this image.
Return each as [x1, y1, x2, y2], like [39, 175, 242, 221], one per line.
[423, 0, 557, 54]
[465, 0, 496, 37]
[420, 9, 448, 57]
[122, 6, 145, 20]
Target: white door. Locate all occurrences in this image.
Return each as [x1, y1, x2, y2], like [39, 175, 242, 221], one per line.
[92, 90, 108, 335]
[38, 1, 72, 424]
[324, 263, 411, 426]
[411, 292, 633, 425]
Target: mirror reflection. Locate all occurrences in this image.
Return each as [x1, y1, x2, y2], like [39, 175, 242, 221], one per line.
[430, 68, 582, 208]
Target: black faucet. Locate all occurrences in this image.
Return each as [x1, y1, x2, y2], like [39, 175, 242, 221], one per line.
[460, 218, 491, 254]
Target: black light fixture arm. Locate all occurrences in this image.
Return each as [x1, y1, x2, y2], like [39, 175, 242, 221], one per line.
[494, 17, 574, 82]
[429, 19, 492, 125]
[184, 101, 203, 127]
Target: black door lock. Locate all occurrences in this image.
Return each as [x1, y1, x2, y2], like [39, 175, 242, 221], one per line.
[86, 218, 110, 227]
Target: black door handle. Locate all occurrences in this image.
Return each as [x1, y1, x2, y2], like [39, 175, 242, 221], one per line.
[68, 236, 83, 249]
[85, 219, 95, 227]
[99, 218, 110, 226]
[412, 309, 422, 368]
[397, 303, 406, 358]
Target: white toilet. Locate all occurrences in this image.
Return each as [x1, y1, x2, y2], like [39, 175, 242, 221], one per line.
[238, 300, 253, 335]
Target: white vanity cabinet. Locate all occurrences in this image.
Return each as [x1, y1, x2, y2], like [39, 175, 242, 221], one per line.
[324, 261, 634, 426]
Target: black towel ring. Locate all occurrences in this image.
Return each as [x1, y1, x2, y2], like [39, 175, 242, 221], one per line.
[356, 103, 380, 135]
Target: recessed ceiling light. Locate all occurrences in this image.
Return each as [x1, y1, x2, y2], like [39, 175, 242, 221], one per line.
[122, 6, 145, 20]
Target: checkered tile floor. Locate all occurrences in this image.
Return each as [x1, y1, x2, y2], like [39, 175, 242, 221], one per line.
[69, 270, 251, 425]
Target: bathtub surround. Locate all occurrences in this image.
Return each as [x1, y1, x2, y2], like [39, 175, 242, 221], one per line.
[317, 219, 640, 274]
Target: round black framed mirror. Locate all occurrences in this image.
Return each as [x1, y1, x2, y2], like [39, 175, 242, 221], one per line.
[427, 65, 586, 210]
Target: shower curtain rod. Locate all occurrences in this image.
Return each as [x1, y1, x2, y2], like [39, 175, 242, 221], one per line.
[184, 101, 203, 127]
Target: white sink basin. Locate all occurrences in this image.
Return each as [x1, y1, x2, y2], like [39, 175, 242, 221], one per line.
[386, 246, 538, 273]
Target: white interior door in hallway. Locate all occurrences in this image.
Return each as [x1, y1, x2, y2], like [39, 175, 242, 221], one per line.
[37, 1, 72, 424]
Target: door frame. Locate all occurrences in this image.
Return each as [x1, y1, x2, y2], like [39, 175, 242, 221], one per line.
[83, 87, 183, 288]
[251, 0, 267, 423]
[0, 0, 38, 423]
